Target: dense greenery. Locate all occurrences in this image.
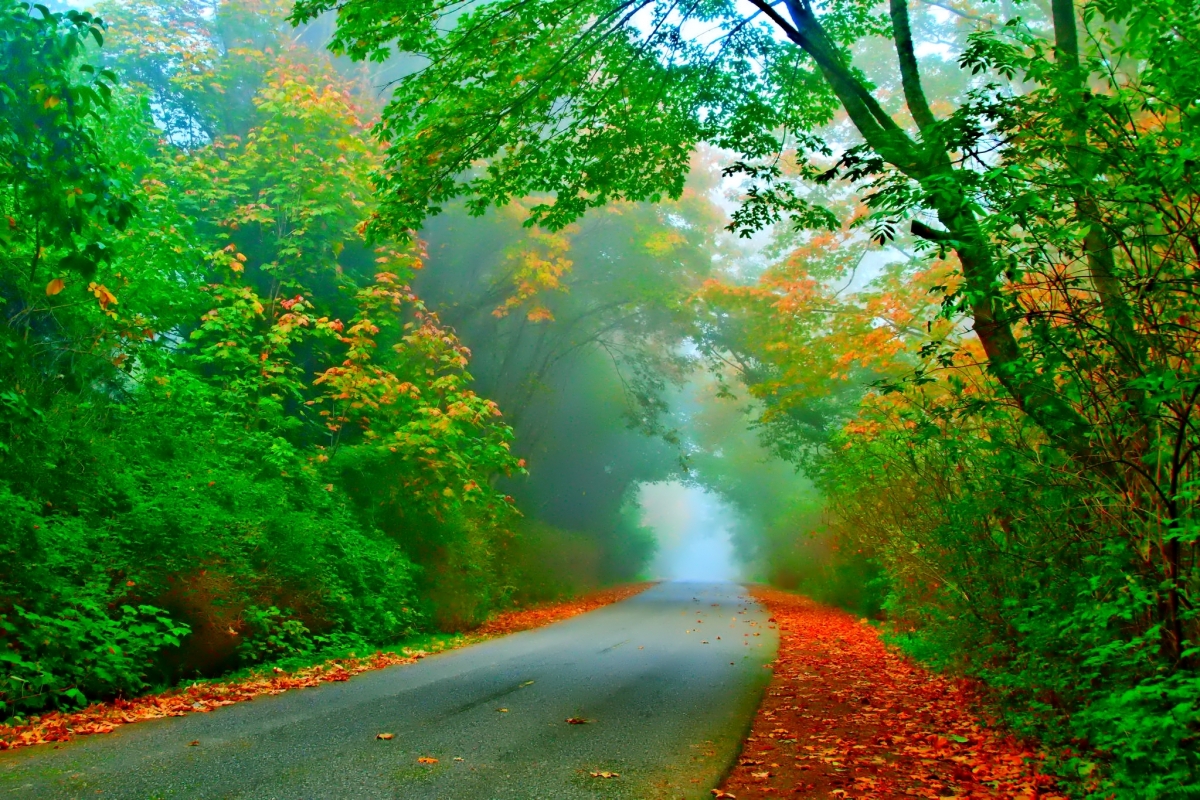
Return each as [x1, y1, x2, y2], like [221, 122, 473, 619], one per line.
[299, 0, 1199, 794]
[2, 0, 702, 719]
[1, 0, 534, 716]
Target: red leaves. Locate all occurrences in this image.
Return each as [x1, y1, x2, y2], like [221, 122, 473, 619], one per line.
[716, 588, 1065, 800]
[0, 651, 427, 752]
[472, 583, 654, 637]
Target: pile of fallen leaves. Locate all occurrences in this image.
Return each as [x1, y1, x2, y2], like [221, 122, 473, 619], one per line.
[716, 587, 1065, 800]
[0, 649, 434, 752]
[473, 582, 655, 636]
[0, 582, 654, 752]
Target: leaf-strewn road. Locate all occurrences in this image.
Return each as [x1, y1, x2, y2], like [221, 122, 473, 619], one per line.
[1, 582, 777, 799]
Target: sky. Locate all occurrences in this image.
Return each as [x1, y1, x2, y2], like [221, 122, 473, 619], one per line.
[638, 481, 740, 582]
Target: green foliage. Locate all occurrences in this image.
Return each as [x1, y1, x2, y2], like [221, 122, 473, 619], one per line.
[289, 0, 858, 235]
[817, 401, 1199, 797]
[1, 600, 188, 712]
[0, 1, 132, 280]
[236, 606, 315, 664]
[0, 0, 527, 715]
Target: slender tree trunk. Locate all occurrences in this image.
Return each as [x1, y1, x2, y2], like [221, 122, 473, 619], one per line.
[749, 0, 1099, 459]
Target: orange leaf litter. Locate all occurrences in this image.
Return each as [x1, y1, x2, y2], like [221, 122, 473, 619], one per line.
[0, 582, 655, 752]
[716, 587, 1066, 800]
[472, 581, 653, 636]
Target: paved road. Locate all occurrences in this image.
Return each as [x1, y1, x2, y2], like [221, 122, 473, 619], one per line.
[0, 581, 778, 799]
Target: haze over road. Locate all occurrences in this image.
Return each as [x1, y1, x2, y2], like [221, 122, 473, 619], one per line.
[1, 581, 778, 799]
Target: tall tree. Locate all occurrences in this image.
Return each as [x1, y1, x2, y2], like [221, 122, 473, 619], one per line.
[290, 0, 1124, 458]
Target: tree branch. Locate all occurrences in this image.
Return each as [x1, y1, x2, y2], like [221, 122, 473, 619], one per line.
[744, 0, 922, 171]
[890, 0, 939, 133]
[916, 0, 987, 23]
[911, 219, 953, 241]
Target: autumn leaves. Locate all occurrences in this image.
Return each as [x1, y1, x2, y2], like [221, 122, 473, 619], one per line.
[716, 588, 1063, 800]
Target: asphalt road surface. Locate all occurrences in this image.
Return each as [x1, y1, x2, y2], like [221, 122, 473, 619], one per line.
[0, 581, 778, 799]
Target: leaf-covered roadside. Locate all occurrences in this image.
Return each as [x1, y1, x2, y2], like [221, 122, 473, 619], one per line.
[717, 587, 1065, 800]
[471, 581, 654, 637]
[0, 648, 436, 752]
[0, 582, 653, 751]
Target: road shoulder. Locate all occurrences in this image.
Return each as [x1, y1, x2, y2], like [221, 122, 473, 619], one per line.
[0, 582, 655, 752]
[715, 587, 1063, 800]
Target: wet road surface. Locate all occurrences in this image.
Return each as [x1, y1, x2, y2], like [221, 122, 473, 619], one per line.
[0, 581, 778, 799]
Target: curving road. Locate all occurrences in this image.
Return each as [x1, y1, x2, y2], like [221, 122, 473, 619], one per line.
[0, 581, 778, 799]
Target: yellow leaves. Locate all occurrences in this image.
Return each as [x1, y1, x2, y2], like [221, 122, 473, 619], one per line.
[417, 756, 438, 764]
[492, 221, 575, 318]
[43, 96, 60, 110]
[88, 282, 118, 309]
[590, 771, 620, 779]
[642, 229, 686, 256]
[375, 732, 394, 740]
[45, 278, 65, 296]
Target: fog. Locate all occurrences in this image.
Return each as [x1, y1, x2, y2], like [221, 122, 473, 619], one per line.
[638, 482, 741, 582]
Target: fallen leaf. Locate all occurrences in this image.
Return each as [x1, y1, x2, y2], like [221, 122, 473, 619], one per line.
[497, 708, 509, 713]
[376, 733, 394, 740]
[417, 756, 438, 764]
[187, 740, 200, 746]
[590, 771, 620, 778]
[566, 717, 590, 725]
[711, 587, 1062, 800]
[712, 791, 737, 799]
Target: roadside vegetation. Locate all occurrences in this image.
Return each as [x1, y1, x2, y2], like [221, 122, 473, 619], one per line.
[0, 0, 676, 722]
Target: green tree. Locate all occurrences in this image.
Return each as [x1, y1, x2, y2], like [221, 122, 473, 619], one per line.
[290, 0, 1054, 447]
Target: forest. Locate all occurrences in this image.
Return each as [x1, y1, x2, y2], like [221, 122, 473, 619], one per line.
[2, 0, 1198, 796]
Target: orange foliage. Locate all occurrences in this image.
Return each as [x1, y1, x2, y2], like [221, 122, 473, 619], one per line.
[717, 587, 1064, 800]
[473, 582, 655, 636]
